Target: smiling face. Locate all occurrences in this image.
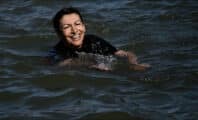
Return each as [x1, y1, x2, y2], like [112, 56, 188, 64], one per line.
[59, 13, 86, 48]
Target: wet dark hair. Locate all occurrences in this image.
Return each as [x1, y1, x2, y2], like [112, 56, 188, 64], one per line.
[52, 7, 84, 37]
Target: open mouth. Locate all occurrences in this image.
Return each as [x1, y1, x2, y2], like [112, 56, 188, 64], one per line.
[71, 34, 81, 41]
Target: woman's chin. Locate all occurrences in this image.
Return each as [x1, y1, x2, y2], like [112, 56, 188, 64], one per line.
[72, 43, 82, 48]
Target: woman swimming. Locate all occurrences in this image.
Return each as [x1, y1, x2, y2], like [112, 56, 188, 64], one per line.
[46, 7, 150, 71]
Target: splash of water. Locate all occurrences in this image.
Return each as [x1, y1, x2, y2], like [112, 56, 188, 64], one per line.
[76, 52, 117, 70]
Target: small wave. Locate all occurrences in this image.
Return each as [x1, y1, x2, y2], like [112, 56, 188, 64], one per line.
[2, 48, 44, 57]
[77, 111, 146, 120]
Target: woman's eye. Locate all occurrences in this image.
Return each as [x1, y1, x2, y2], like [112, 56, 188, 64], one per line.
[63, 25, 70, 29]
[75, 22, 82, 25]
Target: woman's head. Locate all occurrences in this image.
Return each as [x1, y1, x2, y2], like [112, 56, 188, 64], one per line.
[53, 7, 86, 48]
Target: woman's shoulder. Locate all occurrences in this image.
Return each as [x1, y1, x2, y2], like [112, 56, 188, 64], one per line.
[54, 40, 64, 50]
[85, 34, 97, 38]
[84, 34, 105, 42]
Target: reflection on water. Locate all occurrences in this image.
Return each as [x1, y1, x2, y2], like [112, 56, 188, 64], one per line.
[1, 0, 198, 120]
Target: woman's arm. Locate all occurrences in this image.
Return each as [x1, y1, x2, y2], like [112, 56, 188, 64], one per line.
[115, 50, 138, 64]
[58, 58, 73, 66]
[115, 50, 150, 71]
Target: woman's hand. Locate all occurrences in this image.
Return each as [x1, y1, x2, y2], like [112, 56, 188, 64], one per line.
[58, 58, 73, 66]
[115, 50, 151, 71]
[89, 63, 112, 71]
[115, 50, 138, 64]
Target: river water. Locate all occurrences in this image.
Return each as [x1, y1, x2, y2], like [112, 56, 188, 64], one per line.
[1, 0, 198, 120]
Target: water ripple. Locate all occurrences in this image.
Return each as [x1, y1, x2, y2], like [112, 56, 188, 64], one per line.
[1, 0, 198, 119]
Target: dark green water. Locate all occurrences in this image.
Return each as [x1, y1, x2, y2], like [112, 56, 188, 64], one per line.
[1, 0, 198, 120]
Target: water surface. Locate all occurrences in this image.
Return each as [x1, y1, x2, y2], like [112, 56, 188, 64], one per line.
[1, 0, 198, 120]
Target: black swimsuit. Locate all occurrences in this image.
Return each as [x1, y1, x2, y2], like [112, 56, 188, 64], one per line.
[47, 34, 117, 64]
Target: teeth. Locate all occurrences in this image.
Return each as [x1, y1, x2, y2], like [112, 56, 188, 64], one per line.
[72, 34, 80, 40]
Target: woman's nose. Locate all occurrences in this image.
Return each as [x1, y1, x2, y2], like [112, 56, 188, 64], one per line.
[71, 26, 77, 33]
